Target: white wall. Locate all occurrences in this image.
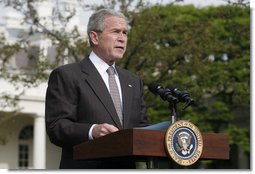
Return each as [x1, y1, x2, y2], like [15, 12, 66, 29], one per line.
[0, 115, 33, 169]
[0, 114, 62, 169]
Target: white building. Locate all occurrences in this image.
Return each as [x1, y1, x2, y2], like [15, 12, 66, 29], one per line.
[0, 0, 86, 169]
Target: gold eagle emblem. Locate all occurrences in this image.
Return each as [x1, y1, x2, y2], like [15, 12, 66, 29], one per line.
[177, 131, 193, 155]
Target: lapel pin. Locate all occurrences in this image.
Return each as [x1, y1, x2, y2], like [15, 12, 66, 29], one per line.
[128, 84, 132, 88]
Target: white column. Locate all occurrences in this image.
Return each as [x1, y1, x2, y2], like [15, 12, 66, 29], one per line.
[33, 116, 46, 169]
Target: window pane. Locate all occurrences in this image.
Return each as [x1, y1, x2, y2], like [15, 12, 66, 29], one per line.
[18, 144, 29, 168]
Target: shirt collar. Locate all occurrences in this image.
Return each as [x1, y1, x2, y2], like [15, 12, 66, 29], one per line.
[89, 51, 119, 76]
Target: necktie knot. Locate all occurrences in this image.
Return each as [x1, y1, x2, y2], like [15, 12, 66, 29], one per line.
[107, 66, 115, 76]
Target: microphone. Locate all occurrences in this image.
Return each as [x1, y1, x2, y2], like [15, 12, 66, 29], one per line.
[167, 86, 194, 109]
[148, 83, 178, 103]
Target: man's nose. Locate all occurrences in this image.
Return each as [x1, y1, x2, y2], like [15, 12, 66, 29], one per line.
[118, 33, 127, 42]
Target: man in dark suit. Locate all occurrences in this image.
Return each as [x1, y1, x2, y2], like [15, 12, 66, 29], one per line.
[45, 8, 148, 169]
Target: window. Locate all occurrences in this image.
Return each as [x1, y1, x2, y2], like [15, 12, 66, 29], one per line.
[15, 47, 39, 69]
[18, 125, 33, 169]
[18, 144, 29, 169]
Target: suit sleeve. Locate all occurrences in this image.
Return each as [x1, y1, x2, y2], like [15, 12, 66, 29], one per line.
[45, 68, 92, 147]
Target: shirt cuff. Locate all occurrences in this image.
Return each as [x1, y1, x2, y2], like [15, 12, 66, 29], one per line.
[88, 124, 97, 140]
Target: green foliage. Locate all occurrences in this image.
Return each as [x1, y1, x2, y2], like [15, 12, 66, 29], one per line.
[0, 111, 16, 145]
[121, 4, 250, 155]
[226, 124, 250, 152]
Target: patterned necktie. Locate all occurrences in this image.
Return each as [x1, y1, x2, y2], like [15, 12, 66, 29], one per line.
[107, 66, 123, 125]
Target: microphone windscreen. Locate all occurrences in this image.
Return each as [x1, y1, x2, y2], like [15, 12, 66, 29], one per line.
[148, 83, 160, 94]
[166, 85, 177, 91]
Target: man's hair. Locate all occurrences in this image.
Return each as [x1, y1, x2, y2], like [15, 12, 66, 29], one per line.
[87, 8, 128, 47]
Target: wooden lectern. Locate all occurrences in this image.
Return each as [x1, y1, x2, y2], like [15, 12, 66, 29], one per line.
[73, 129, 229, 168]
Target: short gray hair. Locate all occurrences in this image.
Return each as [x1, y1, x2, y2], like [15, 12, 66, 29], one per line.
[87, 8, 128, 46]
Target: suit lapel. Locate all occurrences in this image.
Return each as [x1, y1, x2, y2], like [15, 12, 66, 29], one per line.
[80, 58, 122, 128]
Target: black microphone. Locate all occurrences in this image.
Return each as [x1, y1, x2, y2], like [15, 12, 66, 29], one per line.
[148, 83, 178, 103]
[167, 86, 194, 109]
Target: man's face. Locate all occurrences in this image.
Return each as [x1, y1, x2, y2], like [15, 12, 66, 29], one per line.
[91, 16, 128, 65]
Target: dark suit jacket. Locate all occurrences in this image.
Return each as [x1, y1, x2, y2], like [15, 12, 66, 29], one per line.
[45, 57, 147, 169]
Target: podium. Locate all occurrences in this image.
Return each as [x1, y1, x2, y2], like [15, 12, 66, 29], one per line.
[73, 129, 229, 168]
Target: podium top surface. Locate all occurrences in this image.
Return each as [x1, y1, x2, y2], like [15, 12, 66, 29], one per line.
[73, 129, 229, 161]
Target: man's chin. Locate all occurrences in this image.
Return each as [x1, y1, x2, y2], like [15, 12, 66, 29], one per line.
[110, 55, 124, 61]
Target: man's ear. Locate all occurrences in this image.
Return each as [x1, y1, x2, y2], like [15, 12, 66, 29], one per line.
[89, 31, 99, 45]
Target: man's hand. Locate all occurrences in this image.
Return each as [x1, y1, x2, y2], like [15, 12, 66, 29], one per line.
[92, 123, 119, 139]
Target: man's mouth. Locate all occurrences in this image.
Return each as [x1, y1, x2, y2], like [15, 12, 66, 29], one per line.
[115, 46, 125, 50]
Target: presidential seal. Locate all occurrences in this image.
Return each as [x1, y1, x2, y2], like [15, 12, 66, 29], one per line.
[165, 120, 203, 166]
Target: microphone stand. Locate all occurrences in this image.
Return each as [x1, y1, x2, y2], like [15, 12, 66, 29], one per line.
[170, 102, 177, 124]
[146, 101, 178, 169]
